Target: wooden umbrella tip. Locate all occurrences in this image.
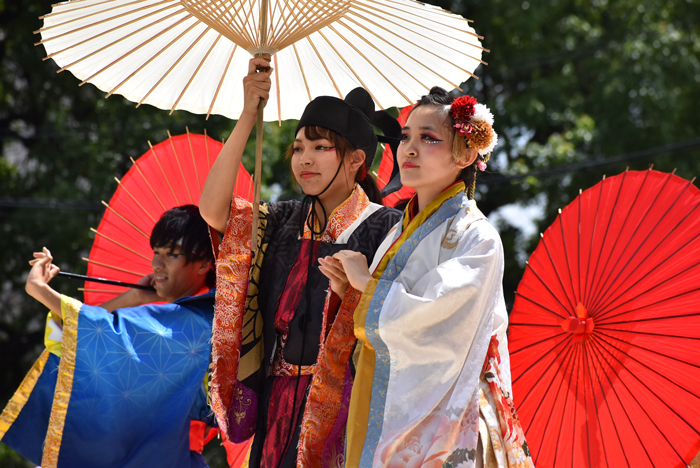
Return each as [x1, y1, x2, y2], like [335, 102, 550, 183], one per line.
[648, 164, 654, 170]
[691, 176, 697, 184]
[672, 168, 677, 174]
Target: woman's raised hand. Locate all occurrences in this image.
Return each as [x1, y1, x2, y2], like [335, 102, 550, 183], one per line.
[331, 250, 373, 293]
[319, 256, 349, 299]
[241, 57, 273, 118]
[200, 56, 274, 233]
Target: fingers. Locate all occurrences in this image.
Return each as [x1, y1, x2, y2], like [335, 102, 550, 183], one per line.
[247, 57, 273, 75]
[243, 73, 272, 101]
[48, 264, 61, 280]
[319, 257, 348, 282]
[29, 250, 47, 264]
[137, 273, 154, 286]
[319, 266, 348, 293]
[332, 250, 367, 266]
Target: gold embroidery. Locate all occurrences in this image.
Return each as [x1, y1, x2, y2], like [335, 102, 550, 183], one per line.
[0, 349, 50, 437]
[232, 386, 252, 425]
[211, 199, 268, 436]
[42, 295, 82, 468]
[441, 228, 460, 249]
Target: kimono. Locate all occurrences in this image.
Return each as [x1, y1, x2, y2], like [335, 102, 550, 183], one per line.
[342, 181, 535, 468]
[0, 292, 217, 468]
[209, 185, 401, 468]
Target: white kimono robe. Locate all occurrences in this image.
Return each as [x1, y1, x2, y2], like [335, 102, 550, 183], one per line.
[347, 187, 533, 468]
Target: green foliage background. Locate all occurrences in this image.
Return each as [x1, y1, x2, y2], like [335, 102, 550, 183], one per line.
[1, 0, 699, 466]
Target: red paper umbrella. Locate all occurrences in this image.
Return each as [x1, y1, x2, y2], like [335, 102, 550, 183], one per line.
[377, 105, 415, 207]
[509, 169, 700, 468]
[83, 131, 252, 305]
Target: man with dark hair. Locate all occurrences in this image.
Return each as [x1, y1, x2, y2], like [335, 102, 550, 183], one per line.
[0, 205, 225, 468]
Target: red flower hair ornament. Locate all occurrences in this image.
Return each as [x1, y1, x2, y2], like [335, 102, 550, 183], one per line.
[449, 95, 498, 171]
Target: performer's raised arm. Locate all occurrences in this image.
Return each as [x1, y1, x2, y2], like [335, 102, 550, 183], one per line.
[199, 57, 272, 233]
[25, 247, 61, 316]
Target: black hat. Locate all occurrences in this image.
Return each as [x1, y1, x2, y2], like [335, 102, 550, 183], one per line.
[295, 87, 401, 170]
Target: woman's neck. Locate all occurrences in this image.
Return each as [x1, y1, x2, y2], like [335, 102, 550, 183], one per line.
[414, 180, 463, 212]
[315, 186, 354, 229]
[414, 186, 443, 212]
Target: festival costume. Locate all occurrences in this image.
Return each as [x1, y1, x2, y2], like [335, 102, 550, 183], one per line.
[210, 185, 401, 468]
[342, 182, 534, 468]
[0, 291, 217, 468]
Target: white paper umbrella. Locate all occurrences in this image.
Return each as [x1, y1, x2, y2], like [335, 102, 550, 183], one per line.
[37, 0, 486, 121]
[38, 0, 486, 235]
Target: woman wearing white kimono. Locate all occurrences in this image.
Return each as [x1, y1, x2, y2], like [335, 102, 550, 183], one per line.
[319, 88, 535, 468]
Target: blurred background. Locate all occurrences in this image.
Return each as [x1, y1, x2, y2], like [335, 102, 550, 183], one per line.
[1, 0, 698, 466]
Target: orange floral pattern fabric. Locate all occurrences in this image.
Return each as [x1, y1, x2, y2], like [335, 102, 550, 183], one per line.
[297, 287, 362, 468]
[210, 198, 260, 438]
[303, 184, 370, 242]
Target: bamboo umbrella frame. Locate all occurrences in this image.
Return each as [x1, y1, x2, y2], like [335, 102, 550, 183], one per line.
[37, 0, 486, 244]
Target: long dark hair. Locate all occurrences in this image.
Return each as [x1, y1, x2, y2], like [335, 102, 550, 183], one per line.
[413, 87, 479, 199]
[286, 125, 382, 204]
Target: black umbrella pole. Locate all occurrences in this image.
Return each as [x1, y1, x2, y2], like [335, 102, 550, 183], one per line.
[58, 271, 155, 291]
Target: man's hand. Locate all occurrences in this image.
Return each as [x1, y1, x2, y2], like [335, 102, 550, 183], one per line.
[26, 247, 62, 315]
[100, 273, 161, 312]
[26, 247, 60, 295]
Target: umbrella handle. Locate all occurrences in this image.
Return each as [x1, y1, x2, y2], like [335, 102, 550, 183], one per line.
[58, 271, 155, 291]
[251, 53, 271, 253]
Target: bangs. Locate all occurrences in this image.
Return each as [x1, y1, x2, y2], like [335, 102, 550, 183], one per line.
[285, 126, 354, 160]
[149, 205, 213, 266]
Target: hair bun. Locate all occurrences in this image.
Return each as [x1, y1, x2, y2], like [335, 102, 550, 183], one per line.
[428, 86, 452, 100]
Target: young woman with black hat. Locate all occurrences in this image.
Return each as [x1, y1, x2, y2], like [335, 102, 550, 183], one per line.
[199, 57, 402, 468]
